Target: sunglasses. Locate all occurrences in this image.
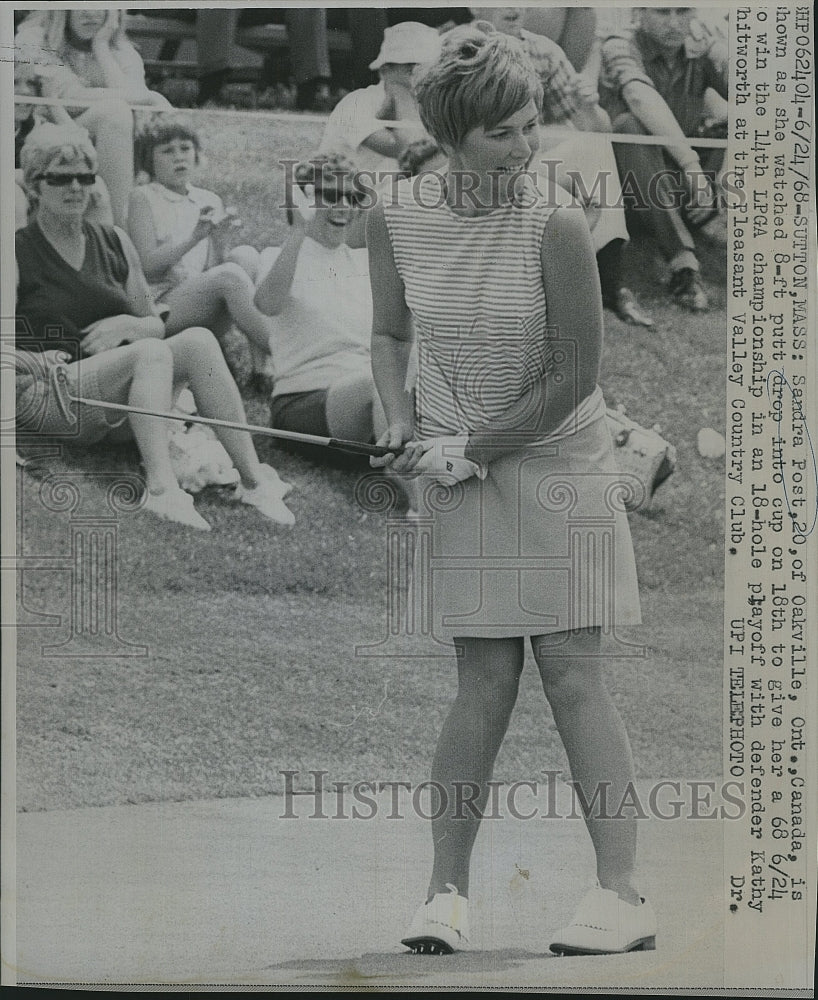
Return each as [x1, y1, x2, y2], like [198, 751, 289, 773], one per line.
[313, 187, 360, 207]
[37, 172, 97, 187]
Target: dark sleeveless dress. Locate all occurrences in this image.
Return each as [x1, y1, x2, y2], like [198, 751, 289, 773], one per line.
[15, 221, 133, 359]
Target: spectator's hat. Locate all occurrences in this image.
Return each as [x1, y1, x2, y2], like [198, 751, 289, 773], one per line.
[369, 22, 442, 69]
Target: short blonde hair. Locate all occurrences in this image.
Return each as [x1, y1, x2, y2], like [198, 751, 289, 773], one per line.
[414, 21, 542, 150]
[20, 122, 97, 193]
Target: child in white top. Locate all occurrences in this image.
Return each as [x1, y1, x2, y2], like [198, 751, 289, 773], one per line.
[127, 116, 273, 375]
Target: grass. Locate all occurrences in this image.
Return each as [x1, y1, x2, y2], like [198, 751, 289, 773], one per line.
[15, 113, 727, 812]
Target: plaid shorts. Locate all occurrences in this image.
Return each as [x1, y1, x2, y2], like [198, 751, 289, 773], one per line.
[15, 355, 128, 445]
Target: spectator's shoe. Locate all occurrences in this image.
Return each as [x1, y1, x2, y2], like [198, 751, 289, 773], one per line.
[258, 463, 293, 501]
[669, 268, 709, 312]
[144, 487, 211, 531]
[401, 884, 470, 954]
[234, 475, 295, 525]
[605, 287, 655, 327]
[550, 885, 656, 956]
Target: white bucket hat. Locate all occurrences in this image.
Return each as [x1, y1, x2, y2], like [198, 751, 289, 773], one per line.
[369, 21, 442, 70]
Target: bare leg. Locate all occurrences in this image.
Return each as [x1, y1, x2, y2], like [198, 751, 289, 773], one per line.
[226, 244, 261, 283]
[427, 636, 525, 899]
[165, 327, 263, 488]
[77, 100, 134, 229]
[161, 264, 272, 355]
[325, 368, 385, 442]
[327, 370, 417, 507]
[532, 627, 639, 903]
[72, 340, 177, 492]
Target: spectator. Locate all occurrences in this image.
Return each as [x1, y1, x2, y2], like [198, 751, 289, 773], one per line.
[318, 23, 442, 179]
[599, 7, 727, 312]
[472, 7, 653, 326]
[14, 9, 171, 228]
[522, 6, 598, 73]
[318, 22, 443, 249]
[14, 76, 113, 232]
[471, 8, 608, 136]
[195, 8, 333, 111]
[15, 123, 294, 530]
[253, 155, 388, 458]
[343, 5, 471, 89]
[127, 115, 273, 379]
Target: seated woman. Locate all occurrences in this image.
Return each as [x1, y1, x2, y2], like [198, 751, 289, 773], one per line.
[254, 154, 388, 454]
[14, 9, 171, 228]
[15, 123, 294, 531]
[127, 115, 273, 377]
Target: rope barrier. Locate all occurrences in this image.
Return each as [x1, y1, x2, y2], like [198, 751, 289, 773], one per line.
[13, 94, 729, 149]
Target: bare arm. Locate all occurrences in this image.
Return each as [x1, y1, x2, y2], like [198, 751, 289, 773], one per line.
[465, 206, 602, 467]
[117, 227, 166, 328]
[621, 79, 701, 169]
[127, 187, 216, 282]
[253, 222, 306, 317]
[90, 13, 152, 101]
[367, 201, 417, 466]
[79, 228, 166, 355]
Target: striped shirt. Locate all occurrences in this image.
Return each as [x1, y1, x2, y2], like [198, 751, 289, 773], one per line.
[384, 171, 560, 439]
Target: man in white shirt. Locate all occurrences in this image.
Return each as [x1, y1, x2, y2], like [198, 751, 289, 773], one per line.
[318, 22, 442, 184]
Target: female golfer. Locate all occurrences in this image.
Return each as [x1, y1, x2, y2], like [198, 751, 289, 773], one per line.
[369, 22, 655, 956]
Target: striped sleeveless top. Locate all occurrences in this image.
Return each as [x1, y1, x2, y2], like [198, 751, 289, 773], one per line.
[383, 171, 560, 439]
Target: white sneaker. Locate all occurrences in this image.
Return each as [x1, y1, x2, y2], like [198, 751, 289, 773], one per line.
[258, 463, 294, 500]
[401, 884, 470, 954]
[549, 885, 656, 956]
[234, 476, 295, 525]
[143, 488, 211, 531]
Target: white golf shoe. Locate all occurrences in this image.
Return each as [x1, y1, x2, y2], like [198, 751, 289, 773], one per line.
[401, 884, 470, 955]
[550, 884, 656, 956]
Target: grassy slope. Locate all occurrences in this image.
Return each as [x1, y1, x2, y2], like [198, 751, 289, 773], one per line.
[15, 115, 726, 811]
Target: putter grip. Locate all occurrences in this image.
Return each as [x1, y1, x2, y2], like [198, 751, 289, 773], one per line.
[330, 438, 407, 458]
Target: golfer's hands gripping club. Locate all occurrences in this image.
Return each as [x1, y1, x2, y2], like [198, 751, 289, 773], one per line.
[371, 430, 486, 484]
[415, 435, 486, 483]
[371, 422, 422, 472]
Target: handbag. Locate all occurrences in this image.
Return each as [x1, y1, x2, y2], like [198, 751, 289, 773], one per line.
[606, 406, 677, 513]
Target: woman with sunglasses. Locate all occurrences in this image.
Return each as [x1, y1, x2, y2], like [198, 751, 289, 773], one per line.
[15, 123, 294, 531]
[253, 154, 389, 457]
[369, 23, 654, 956]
